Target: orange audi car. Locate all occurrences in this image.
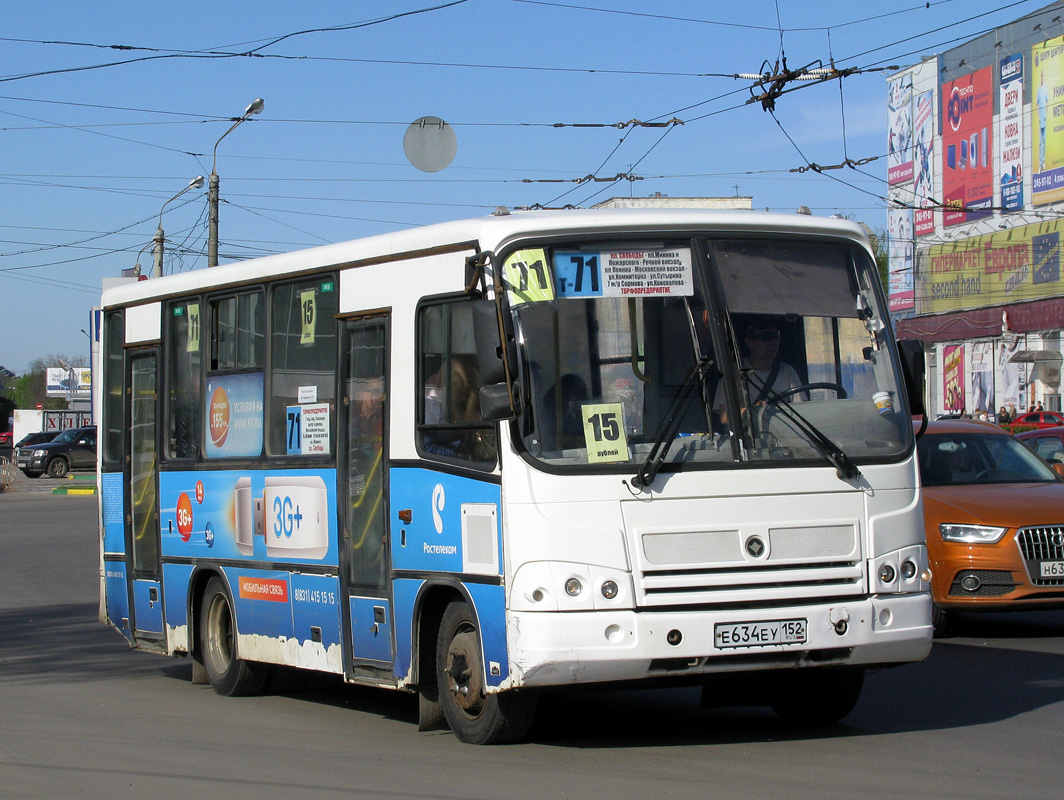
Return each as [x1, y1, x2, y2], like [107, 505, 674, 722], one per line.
[915, 418, 1064, 631]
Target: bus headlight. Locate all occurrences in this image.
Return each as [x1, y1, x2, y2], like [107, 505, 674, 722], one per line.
[509, 562, 634, 611]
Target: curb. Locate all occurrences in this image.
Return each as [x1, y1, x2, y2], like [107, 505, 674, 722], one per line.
[51, 486, 97, 495]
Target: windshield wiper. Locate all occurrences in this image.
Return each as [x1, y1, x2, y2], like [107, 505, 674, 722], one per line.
[750, 381, 861, 481]
[632, 357, 714, 489]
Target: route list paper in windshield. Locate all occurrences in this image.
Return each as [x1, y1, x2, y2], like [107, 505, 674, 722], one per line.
[553, 248, 693, 298]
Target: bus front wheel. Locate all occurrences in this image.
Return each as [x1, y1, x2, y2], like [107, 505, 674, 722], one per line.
[199, 577, 268, 697]
[436, 599, 536, 744]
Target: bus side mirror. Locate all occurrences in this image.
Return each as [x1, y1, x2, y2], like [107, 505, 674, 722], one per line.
[479, 383, 520, 422]
[897, 339, 926, 417]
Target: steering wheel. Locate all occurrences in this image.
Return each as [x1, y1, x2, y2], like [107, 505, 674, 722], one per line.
[766, 382, 847, 405]
[976, 468, 997, 481]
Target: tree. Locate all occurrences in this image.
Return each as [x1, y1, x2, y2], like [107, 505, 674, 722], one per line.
[3, 356, 84, 411]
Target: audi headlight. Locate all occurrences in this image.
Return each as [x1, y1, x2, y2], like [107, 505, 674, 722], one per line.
[939, 524, 1007, 544]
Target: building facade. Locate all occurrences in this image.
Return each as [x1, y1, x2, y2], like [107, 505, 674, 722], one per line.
[889, 1, 1064, 418]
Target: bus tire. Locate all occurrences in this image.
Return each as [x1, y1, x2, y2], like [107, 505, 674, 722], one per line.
[200, 577, 268, 697]
[769, 667, 864, 725]
[436, 599, 536, 744]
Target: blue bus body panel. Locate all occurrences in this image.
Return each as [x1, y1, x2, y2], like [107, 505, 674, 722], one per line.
[131, 579, 163, 634]
[162, 562, 194, 632]
[389, 467, 501, 573]
[350, 596, 393, 663]
[104, 561, 130, 641]
[391, 579, 508, 687]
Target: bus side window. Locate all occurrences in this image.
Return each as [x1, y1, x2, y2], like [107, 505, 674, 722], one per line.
[417, 298, 497, 467]
[167, 300, 202, 459]
[268, 278, 338, 456]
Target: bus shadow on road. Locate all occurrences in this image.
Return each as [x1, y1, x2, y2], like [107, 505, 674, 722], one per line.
[0, 602, 169, 684]
[6, 601, 1064, 747]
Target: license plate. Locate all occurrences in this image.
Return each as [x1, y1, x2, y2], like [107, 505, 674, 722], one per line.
[715, 618, 807, 649]
[1040, 561, 1064, 578]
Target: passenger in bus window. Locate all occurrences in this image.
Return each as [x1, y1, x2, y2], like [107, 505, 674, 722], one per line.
[423, 354, 480, 458]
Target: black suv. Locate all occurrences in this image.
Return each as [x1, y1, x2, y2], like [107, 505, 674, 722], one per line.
[17, 426, 96, 478]
[14, 431, 59, 449]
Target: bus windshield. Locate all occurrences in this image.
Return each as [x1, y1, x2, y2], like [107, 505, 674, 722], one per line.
[508, 236, 909, 472]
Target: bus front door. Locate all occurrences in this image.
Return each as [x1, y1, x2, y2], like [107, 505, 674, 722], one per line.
[340, 316, 394, 672]
[127, 350, 163, 644]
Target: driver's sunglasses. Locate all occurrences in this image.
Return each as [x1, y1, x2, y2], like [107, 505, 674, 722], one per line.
[746, 329, 780, 342]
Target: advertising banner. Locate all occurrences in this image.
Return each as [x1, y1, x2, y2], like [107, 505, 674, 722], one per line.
[1000, 54, 1024, 211]
[45, 366, 91, 397]
[888, 74, 914, 185]
[204, 372, 264, 459]
[888, 205, 915, 311]
[943, 345, 965, 412]
[1033, 35, 1064, 205]
[920, 221, 1064, 314]
[941, 67, 993, 226]
[913, 89, 936, 236]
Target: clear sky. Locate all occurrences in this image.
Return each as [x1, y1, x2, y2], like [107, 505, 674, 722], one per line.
[0, 0, 1043, 374]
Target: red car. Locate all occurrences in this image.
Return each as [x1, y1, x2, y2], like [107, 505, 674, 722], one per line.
[1009, 410, 1064, 429]
[1015, 426, 1064, 464]
[0, 431, 12, 447]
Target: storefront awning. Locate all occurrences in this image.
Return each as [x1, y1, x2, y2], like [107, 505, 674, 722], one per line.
[1009, 349, 1063, 364]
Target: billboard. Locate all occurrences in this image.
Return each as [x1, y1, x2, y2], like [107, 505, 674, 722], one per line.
[888, 205, 915, 311]
[941, 67, 994, 226]
[1000, 54, 1024, 212]
[1033, 35, 1064, 204]
[45, 367, 91, 397]
[887, 74, 914, 185]
[943, 345, 965, 412]
[913, 89, 936, 236]
[919, 221, 1064, 314]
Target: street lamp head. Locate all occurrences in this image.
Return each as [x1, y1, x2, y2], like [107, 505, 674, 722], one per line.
[244, 97, 265, 117]
[189, 175, 206, 190]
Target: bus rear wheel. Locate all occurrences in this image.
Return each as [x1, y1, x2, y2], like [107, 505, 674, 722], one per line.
[200, 577, 268, 697]
[436, 599, 536, 744]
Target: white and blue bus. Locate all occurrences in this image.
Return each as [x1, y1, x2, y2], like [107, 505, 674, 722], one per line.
[97, 208, 932, 744]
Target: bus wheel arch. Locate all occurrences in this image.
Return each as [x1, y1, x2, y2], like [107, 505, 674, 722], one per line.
[197, 575, 268, 696]
[413, 584, 463, 732]
[435, 598, 536, 744]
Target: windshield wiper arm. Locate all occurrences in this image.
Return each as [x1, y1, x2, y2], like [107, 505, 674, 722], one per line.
[633, 357, 714, 489]
[755, 385, 861, 481]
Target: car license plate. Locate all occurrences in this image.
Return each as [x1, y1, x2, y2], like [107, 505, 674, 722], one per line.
[714, 618, 807, 649]
[1040, 561, 1064, 578]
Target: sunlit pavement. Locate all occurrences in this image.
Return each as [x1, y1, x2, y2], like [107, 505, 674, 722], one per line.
[0, 470, 97, 495]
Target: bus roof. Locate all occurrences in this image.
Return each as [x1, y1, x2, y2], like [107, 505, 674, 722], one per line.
[100, 208, 870, 310]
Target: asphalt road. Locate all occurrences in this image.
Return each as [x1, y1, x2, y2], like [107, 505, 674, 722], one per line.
[2, 489, 1063, 800]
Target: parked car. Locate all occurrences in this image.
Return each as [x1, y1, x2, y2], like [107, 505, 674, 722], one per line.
[1008, 410, 1064, 430]
[16, 426, 96, 478]
[915, 419, 1064, 631]
[0, 431, 11, 447]
[1015, 426, 1064, 464]
[13, 431, 59, 449]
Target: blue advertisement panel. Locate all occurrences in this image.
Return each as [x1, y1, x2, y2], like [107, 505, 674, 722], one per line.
[205, 372, 264, 459]
[159, 468, 338, 565]
[100, 471, 125, 554]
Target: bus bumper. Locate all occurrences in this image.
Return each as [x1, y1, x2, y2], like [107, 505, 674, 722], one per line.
[504, 593, 931, 689]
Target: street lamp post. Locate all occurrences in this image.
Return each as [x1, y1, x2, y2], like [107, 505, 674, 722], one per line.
[153, 176, 205, 278]
[208, 97, 264, 268]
